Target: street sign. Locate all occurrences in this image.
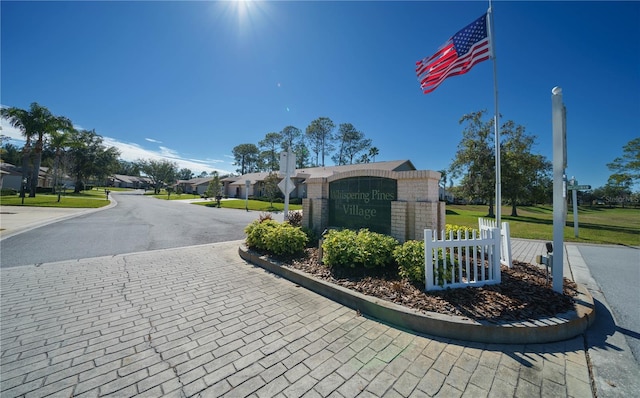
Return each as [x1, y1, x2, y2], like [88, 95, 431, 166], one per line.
[279, 151, 296, 178]
[278, 178, 295, 195]
[567, 185, 591, 190]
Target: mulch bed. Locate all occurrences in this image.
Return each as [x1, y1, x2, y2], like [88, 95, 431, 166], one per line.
[258, 247, 579, 324]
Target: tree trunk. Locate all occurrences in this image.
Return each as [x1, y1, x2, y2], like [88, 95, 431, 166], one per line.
[511, 201, 518, 217]
[486, 198, 495, 218]
[30, 138, 44, 197]
[20, 147, 31, 198]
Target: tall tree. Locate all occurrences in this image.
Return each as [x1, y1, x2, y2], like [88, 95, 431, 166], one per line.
[607, 137, 640, 185]
[501, 120, 551, 216]
[293, 141, 310, 168]
[1, 106, 36, 197]
[357, 153, 370, 164]
[259, 132, 282, 171]
[332, 123, 372, 165]
[48, 129, 73, 193]
[305, 117, 335, 167]
[232, 143, 260, 174]
[602, 174, 633, 207]
[116, 160, 141, 176]
[29, 104, 73, 197]
[262, 172, 282, 208]
[438, 169, 448, 202]
[177, 168, 194, 180]
[280, 125, 302, 152]
[205, 171, 223, 203]
[68, 129, 120, 192]
[449, 111, 496, 217]
[138, 159, 178, 194]
[0, 142, 22, 165]
[368, 146, 379, 162]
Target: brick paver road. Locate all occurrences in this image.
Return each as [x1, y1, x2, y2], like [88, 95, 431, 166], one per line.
[1, 241, 592, 397]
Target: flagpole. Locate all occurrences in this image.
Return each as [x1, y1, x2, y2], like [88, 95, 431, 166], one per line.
[488, 2, 501, 225]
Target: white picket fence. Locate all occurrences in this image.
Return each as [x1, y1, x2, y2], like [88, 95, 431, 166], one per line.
[478, 218, 512, 268]
[424, 227, 501, 291]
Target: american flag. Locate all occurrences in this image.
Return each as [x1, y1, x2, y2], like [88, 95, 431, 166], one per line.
[416, 13, 492, 94]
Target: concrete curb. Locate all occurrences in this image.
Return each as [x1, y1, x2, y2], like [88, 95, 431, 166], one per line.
[239, 245, 596, 344]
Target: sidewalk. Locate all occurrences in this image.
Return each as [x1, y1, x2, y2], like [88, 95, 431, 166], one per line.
[0, 204, 112, 240]
[1, 207, 596, 397]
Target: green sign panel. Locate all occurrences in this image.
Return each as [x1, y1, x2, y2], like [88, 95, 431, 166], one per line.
[568, 184, 591, 190]
[328, 176, 397, 234]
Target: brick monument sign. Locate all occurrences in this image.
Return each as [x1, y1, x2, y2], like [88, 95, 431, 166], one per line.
[302, 168, 445, 243]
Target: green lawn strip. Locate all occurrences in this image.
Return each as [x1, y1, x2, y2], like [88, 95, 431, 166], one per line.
[446, 205, 639, 246]
[192, 199, 302, 212]
[148, 193, 203, 200]
[0, 194, 110, 208]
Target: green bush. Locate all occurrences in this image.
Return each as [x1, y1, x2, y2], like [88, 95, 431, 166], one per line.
[1, 188, 18, 196]
[322, 229, 359, 267]
[244, 219, 278, 250]
[393, 240, 425, 283]
[355, 229, 399, 268]
[322, 229, 398, 269]
[264, 223, 309, 255]
[444, 224, 479, 238]
[244, 219, 308, 255]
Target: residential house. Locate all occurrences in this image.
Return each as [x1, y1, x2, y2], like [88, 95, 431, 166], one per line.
[109, 174, 151, 189]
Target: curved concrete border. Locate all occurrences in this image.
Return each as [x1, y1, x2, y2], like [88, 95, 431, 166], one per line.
[239, 245, 595, 344]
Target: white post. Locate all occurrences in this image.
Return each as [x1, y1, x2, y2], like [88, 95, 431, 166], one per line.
[279, 149, 296, 222]
[551, 87, 567, 293]
[487, 5, 501, 226]
[283, 178, 290, 222]
[245, 180, 250, 212]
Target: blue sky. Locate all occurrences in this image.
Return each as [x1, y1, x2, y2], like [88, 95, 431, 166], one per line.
[2, 1, 638, 190]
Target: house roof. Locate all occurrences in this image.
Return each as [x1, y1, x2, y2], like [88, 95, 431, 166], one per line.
[226, 160, 416, 185]
[178, 177, 213, 187]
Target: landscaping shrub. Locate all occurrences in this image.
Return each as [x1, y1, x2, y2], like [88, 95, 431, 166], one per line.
[1, 188, 18, 196]
[244, 218, 308, 255]
[444, 224, 479, 238]
[322, 229, 398, 269]
[244, 219, 278, 250]
[263, 223, 308, 255]
[355, 229, 399, 268]
[393, 240, 425, 284]
[322, 229, 359, 268]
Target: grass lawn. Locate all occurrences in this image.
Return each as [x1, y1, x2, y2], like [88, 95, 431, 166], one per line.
[0, 193, 110, 208]
[446, 204, 640, 247]
[146, 192, 203, 200]
[193, 198, 302, 212]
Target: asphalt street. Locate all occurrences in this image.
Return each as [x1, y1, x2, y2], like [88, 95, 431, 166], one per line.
[0, 191, 263, 268]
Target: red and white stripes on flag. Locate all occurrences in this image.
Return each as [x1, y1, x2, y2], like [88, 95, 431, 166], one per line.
[416, 13, 492, 94]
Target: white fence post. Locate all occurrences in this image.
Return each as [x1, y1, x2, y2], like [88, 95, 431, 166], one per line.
[479, 217, 512, 268]
[424, 226, 503, 291]
[500, 221, 512, 268]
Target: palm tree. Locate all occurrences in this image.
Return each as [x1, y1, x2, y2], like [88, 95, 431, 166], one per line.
[1, 106, 35, 197]
[49, 129, 73, 193]
[28, 103, 72, 197]
[1, 103, 72, 197]
[439, 169, 448, 202]
[368, 146, 379, 162]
